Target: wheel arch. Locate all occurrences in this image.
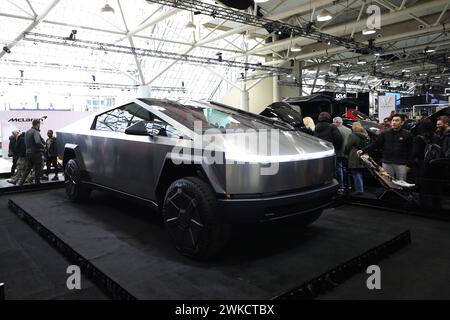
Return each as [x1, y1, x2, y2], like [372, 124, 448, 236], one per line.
[62, 144, 86, 171]
[155, 160, 210, 205]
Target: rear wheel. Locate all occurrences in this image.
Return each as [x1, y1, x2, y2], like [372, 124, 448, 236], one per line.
[162, 177, 230, 259]
[64, 159, 91, 202]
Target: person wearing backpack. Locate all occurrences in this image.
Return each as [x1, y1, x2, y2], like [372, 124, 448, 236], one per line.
[357, 114, 413, 181]
[412, 119, 439, 186]
[345, 122, 369, 194]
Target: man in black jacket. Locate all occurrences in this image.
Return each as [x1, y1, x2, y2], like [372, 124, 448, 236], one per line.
[17, 119, 45, 185]
[8, 129, 20, 175]
[7, 131, 27, 185]
[357, 114, 413, 181]
[314, 112, 343, 151]
[45, 130, 59, 181]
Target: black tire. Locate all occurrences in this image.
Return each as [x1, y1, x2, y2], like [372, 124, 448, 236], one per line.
[64, 159, 91, 202]
[162, 177, 230, 259]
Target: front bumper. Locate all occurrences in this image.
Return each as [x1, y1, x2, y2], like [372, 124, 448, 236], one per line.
[217, 180, 338, 223]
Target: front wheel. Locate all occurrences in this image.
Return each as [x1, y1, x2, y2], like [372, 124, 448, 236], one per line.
[162, 177, 230, 259]
[64, 159, 91, 202]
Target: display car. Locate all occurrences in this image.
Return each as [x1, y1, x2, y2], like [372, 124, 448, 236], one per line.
[57, 99, 338, 259]
[260, 102, 383, 140]
[411, 106, 450, 135]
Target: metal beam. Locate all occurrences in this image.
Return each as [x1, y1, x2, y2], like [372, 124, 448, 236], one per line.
[145, 0, 374, 52]
[191, 0, 339, 47]
[433, 2, 449, 26]
[0, 12, 245, 55]
[266, 18, 447, 66]
[6, 0, 34, 18]
[95, 53, 141, 84]
[204, 66, 242, 91]
[246, 0, 448, 55]
[117, 0, 146, 85]
[25, 0, 37, 17]
[374, 0, 396, 12]
[23, 32, 291, 74]
[247, 78, 263, 91]
[0, 0, 61, 60]
[146, 47, 194, 85]
[119, 7, 180, 41]
[319, 0, 359, 30]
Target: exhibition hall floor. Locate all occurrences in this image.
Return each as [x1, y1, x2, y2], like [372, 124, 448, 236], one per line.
[2, 187, 450, 300]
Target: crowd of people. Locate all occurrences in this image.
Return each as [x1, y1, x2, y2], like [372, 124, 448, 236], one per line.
[302, 111, 450, 195]
[5, 113, 450, 195]
[7, 119, 59, 185]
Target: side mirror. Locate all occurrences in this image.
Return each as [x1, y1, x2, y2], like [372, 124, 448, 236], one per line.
[125, 121, 151, 136]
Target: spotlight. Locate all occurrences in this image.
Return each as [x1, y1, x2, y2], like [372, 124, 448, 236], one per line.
[3, 46, 11, 54]
[68, 30, 77, 40]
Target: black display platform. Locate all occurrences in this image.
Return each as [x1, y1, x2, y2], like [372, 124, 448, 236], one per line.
[0, 179, 63, 195]
[6, 189, 410, 300]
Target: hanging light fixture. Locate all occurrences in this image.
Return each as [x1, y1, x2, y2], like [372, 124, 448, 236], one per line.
[101, 2, 115, 14]
[317, 9, 333, 22]
[362, 29, 376, 35]
[185, 21, 196, 30]
[290, 43, 302, 52]
[357, 59, 367, 65]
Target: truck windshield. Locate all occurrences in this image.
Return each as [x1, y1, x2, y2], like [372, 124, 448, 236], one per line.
[141, 99, 280, 132]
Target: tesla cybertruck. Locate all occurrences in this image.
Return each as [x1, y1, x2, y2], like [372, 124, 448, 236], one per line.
[57, 99, 338, 259]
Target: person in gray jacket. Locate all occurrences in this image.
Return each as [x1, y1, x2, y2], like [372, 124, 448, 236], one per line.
[18, 119, 45, 185]
[333, 117, 352, 192]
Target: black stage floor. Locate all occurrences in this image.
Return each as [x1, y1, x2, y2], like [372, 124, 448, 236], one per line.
[3, 189, 450, 299]
[0, 189, 413, 299]
[0, 193, 107, 299]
